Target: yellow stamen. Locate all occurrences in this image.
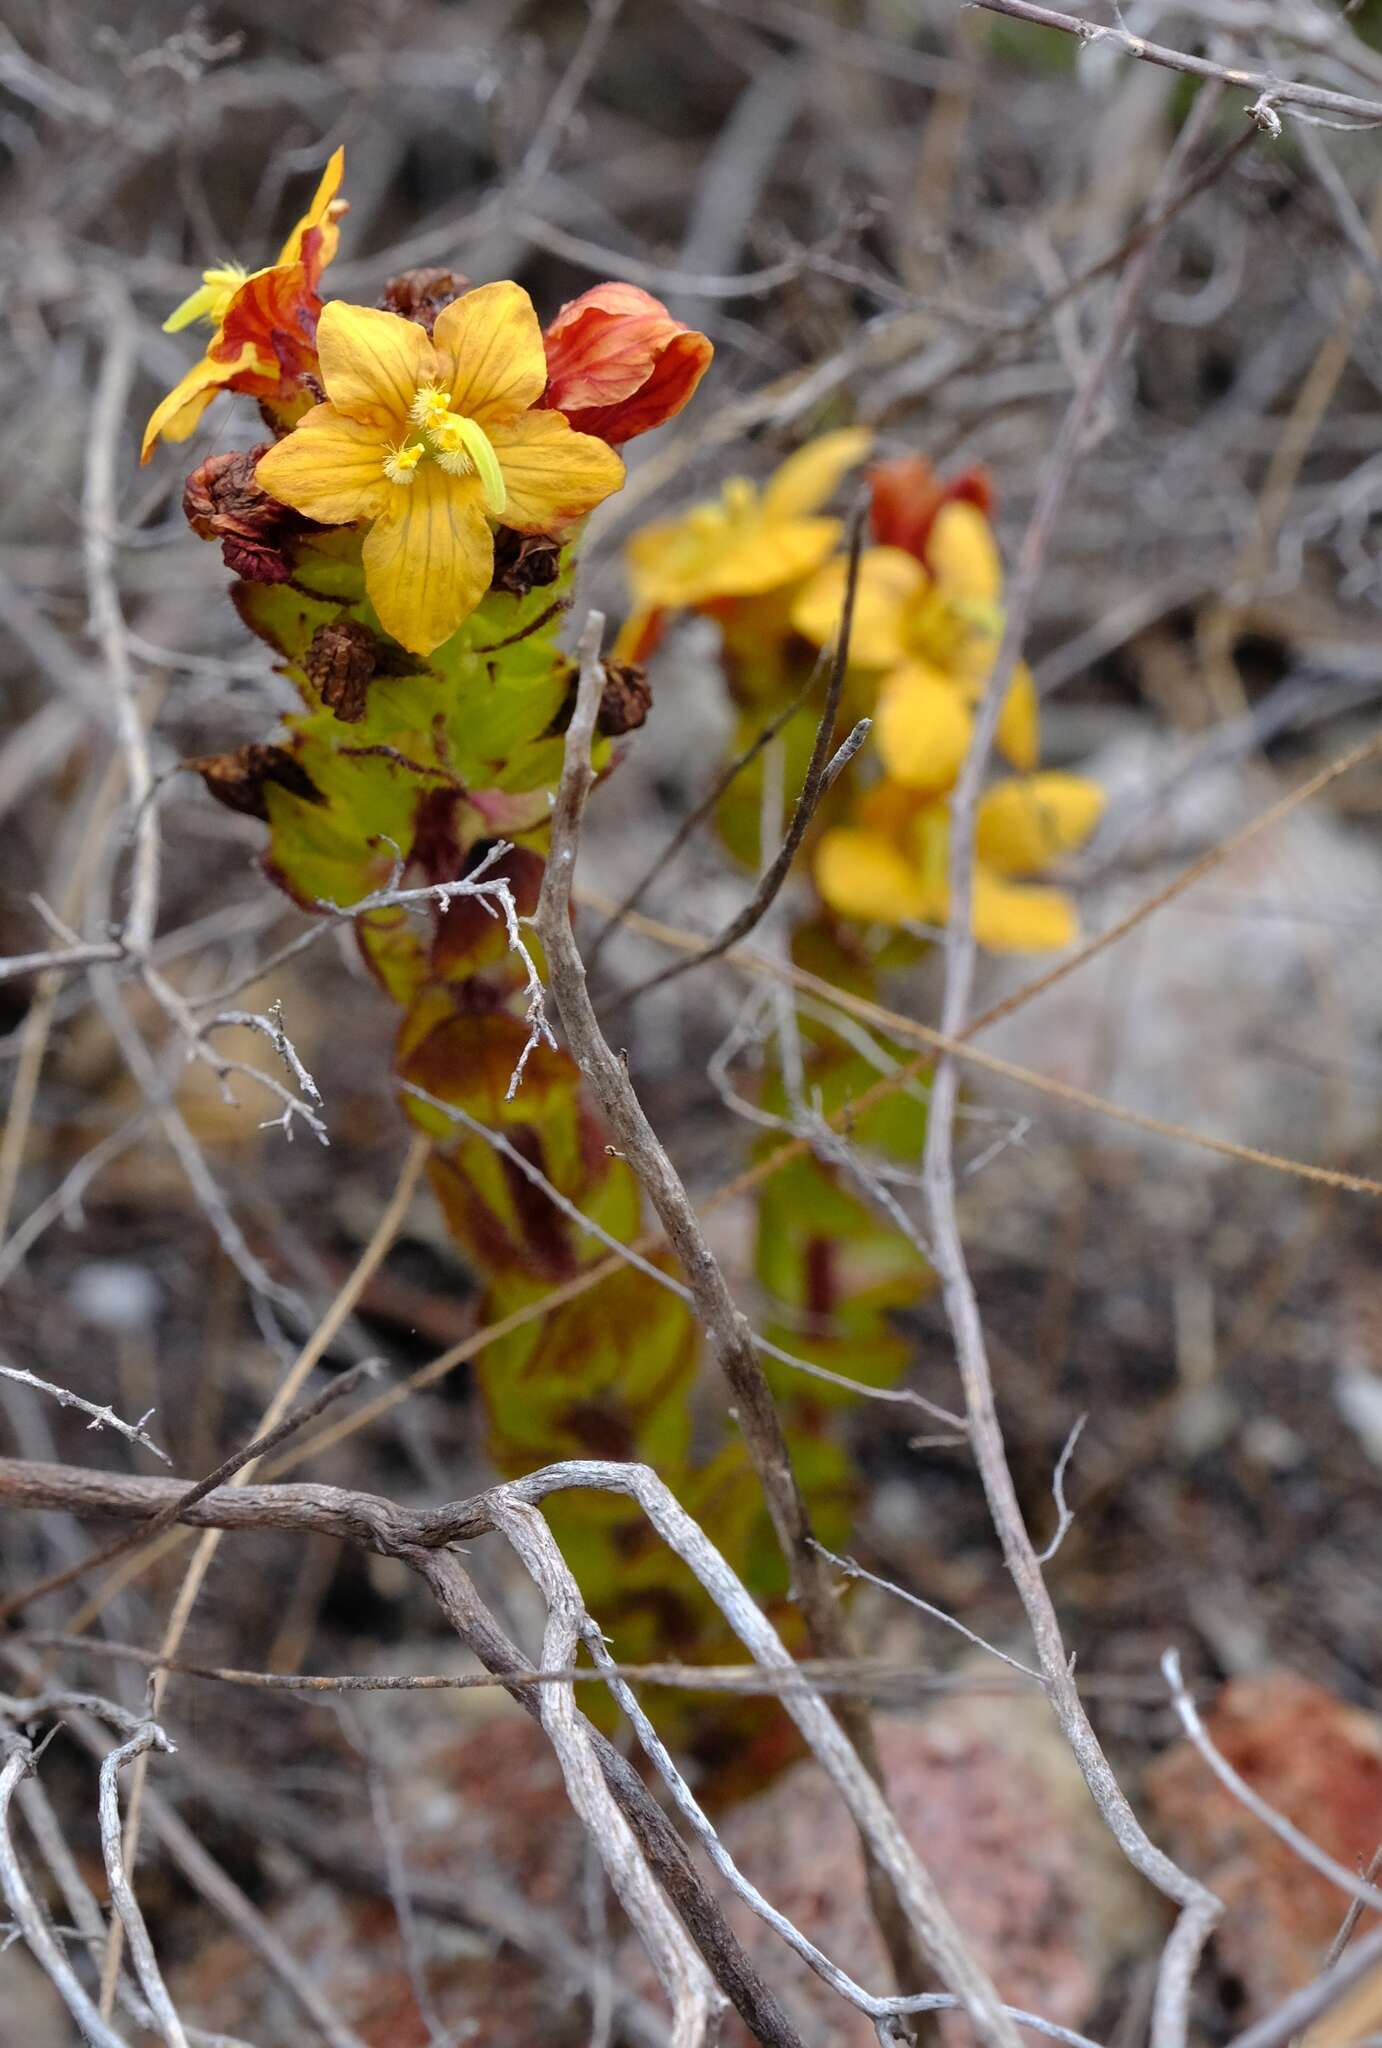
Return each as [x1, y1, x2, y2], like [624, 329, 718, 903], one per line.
[383, 441, 426, 487]
[408, 384, 451, 432]
[163, 263, 249, 335]
[427, 412, 507, 517]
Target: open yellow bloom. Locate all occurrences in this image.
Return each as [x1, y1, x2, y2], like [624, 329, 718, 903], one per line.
[142, 147, 346, 461]
[814, 769, 1103, 953]
[625, 427, 871, 610]
[791, 538, 1039, 774]
[255, 286, 626, 655]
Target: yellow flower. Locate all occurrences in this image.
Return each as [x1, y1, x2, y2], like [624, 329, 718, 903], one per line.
[974, 773, 1105, 877]
[142, 147, 346, 461]
[624, 427, 871, 610]
[814, 769, 1103, 953]
[791, 539, 1039, 774]
[254, 287, 626, 656]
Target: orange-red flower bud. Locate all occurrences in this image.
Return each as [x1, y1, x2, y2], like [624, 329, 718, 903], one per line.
[868, 454, 993, 565]
[540, 283, 712, 444]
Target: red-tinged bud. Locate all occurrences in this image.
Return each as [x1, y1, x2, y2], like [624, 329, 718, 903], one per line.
[540, 283, 712, 445]
[869, 455, 994, 566]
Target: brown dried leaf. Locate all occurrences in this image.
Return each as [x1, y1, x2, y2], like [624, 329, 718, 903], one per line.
[189, 742, 322, 821]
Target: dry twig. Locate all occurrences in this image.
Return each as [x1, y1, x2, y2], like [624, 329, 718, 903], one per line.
[916, 83, 1232, 2048]
[964, 0, 1382, 127]
[613, 508, 869, 1011]
[535, 617, 1016, 2036]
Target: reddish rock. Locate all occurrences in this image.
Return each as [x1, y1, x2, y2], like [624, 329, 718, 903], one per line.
[1146, 1672, 1382, 2016]
[666, 1698, 1155, 2048]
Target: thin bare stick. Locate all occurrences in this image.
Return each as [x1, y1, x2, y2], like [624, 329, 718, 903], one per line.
[0, 1640, 372, 2048]
[401, 1079, 963, 1426]
[0, 1356, 382, 1623]
[1321, 1845, 1382, 1973]
[1161, 1652, 1382, 1915]
[0, 940, 124, 986]
[964, 0, 1382, 126]
[401, 1548, 810, 2048]
[613, 506, 868, 1011]
[15, 1770, 253, 2048]
[538, 614, 986, 2013]
[97, 1723, 188, 2048]
[83, 280, 159, 957]
[95, 1139, 426, 2016]
[1035, 1413, 1087, 1566]
[489, 1496, 722, 2047]
[586, 654, 827, 968]
[0, 1739, 132, 2048]
[17, 1630, 1048, 1701]
[918, 86, 1229, 2048]
[0, 1362, 168, 1465]
[1224, 1924, 1382, 2048]
[590, 899, 1382, 1197]
[812, 1543, 1041, 1681]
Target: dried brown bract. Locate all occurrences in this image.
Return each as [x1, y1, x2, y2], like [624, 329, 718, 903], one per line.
[189, 742, 322, 820]
[595, 660, 652, 736]
[376, 266, 470, 334]
[490, 526, 562, 596]
[548, 658, 653, 740]
[183, 445, 314, 584]
[304, 618, 386, 723]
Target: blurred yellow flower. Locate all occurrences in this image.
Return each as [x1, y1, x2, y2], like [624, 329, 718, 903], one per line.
[255, 286, 625, 655]
[791, 536, 1039, 774]
[814, 768, 1103, 953]
[624, 427, 872, 610]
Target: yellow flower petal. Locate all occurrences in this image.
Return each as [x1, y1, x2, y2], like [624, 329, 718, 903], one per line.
[708, 515, 843, 600]
[625, 512, 718, 607]
[361, 463, 494, 655]
[485, 410, 625, 532]
[434, 281, 549, 424]
[927, 500, 1002, 605]
[791, 547, 924, 667]
[971, 870, 1079, 952]
[140, 341, 261, 462]
[875, 663, 973, 793]
[975, 773, 1106, 878]
[815, 828, 928, 925]
[316, 302, 434, 425]
[255, 403, 392, 525]
[996, 660, 1040, 772]
[276, 144, 346, 267]
[759, 426, 873, 519]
